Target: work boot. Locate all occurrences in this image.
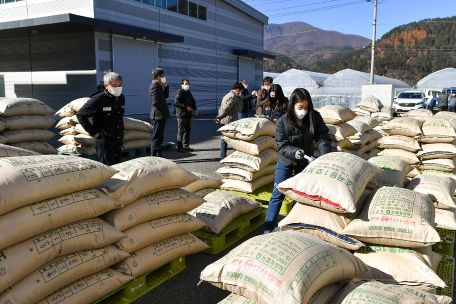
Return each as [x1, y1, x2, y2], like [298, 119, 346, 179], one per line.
[184, 146, 194, 152]
[177, 147, 187, 152]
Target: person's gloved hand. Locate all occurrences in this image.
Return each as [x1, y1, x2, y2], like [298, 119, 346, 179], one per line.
[295, 150, 304, 160]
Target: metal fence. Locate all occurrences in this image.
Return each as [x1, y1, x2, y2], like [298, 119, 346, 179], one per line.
[312, 95, 362, 109]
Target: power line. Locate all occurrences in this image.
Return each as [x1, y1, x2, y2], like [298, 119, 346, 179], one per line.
[262, 0, 344, 12]
[265, 21, 372, 38]
[270, 0, 367, 18]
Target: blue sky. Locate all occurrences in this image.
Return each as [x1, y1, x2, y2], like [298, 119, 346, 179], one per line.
[242, 0, 455, 39]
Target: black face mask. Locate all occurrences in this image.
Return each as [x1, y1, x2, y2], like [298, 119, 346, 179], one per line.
[270, 97, 278, 103]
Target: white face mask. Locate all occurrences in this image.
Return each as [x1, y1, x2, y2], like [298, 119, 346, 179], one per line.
[264, 86, 271, 91]
[295, 109, 307, 119]
[110, 87, 122, 97]
[160, 77, 167, 84]
[244, 84, 248, 89]
[183, 85, 190, 91]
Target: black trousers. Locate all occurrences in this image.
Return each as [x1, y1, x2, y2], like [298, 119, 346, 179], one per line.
[177, 118, 192, 148]
[440, 106, 448, 112]
[151, 119, 167, 156]
[95, 137, 122, 166]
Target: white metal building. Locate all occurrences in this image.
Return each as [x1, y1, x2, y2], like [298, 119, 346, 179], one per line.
[0, 0, 273, 114]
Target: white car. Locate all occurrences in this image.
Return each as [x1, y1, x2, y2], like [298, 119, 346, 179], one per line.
[393, 91, 426, 114]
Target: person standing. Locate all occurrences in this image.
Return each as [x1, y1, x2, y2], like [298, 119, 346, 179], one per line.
[77, 72, 125, 166]
[215, 82, 244, 159]
[238, 79, 257, 119]
[256, 76, 274, 115]
[174, 79, 197, 152]
[439, 90, 449, 112]
[263, 88, 332, 234]
[149, 68, 170, 157]
[428, 93, 439, 113]
[269, 84, 288, 123]
[449, 93, 456, 113]
[90, 85, 105, 97]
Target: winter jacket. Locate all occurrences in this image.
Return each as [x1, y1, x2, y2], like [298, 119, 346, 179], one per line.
[449, 95, 456, 107]
[217, 90, 239, 125]
[256, 88, 275, 115]
[439, 93, 449, 107]
[238, 89, 255, 113]
[77, 89, 125, 146]
[149, 81, 170, 121]
[429, 94, 438, 107]
[174, 89, 197, 119]
[276, 112, 332, 169]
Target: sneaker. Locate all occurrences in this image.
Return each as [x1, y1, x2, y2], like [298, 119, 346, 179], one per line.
[177, 147, 187, 153]
[263, 230, 271, 235]
[184, 146, 194, 152]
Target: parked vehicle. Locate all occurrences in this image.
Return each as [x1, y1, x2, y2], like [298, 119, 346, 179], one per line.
[393, 90, 426, 113]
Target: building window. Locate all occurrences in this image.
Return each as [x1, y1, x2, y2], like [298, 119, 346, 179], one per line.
[178, 0, 188, 16]
[155, 0, 166, 8]
[189, 2, 198, 18]
[142, 0, 154, 5]
[167, 0, 177, 12]
[198, 5, 207, 21]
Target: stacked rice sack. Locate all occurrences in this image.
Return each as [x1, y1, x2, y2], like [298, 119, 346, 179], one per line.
[183, 172, 222, 198]
[0, 155, 131, 304]
[97, 157, 209, 280]
[0, 98, 56, 154]
[216, 118, 278, 193]
[353, 96, 395, 122]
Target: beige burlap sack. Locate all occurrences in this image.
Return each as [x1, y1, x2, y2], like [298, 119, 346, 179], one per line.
[406, 167, 420, 178]
[354, 115, 382, 128]
[188, 191, 260, 233]
[1, 129, 55, 143]
[352, 107, 371, 116]
[36, 268, 132, 304]
[366, 149, 380, 159]
[75, 124, 90, 135]
[59, 126, 78, 136]
[220, 149, 277, 172]
[347, 133, 372, 148]
[345, 189, 372, 221]
[201, 231, 369, 304]
[382, 117, 422, 136]
[59, 134, 95, 146]
[220, 174, 275, 193]
[218, 118, 276, 141]
[278, 152, 381, 213]
[367, 140, 378, 150]
[417, 158, 455, 172]
[222, 136, 277, 156]
[0, 134, 8, 144]
[346, 119, 371, 135]
[332, 138, 354, 150]
[183, 172, 222, 193]
[0, 218, 125, 292]
[57, 144, 97, 156]
[97, 157, 198, 205]
[0, 245, 129, 304]
[417, 142, 456, 159]
[378, 135, 421, 152]
[56, 117, 77, 129]
[3, 115, 55, 130]
[372, 106, 394, 121]
[122, 139, 152, 150]
[55, 103, 76, 118]
[331, 280, 452, 304]
[124, 130, 153, 141]
[0, 155, 117, 215]
[368, 156, 412, 187]
[194, 188, 217, 198]
[372, 125, 389, 137]
[422, 169, 456, 190]
[319, 105, 356, 124]
[435, 208, 456, 230]
[10, 140, 56, 154]
[402, 108, 434, 123]
[0, 121, 6, 133]
[377, 148, 420, 165]
[116, 213, 205, 253]
[0, 189, 122, 251]
[218, 294, 257, 304]
[114, 233, 208, 278]
[216, 164, 276, 182]
[367, 129, 382, 141]
[435, 111, 456, 118]
[123, 117, 153, 132]
[358, 97, 382, 112]
[326, 123, 357, 141]
[354, 245, 445, 289]
[101, 188, 204, 231]
[415, 246, 443, 271]
[406, 174, 456, 209]
[419, 116, 456, 143]
[347, 145, 370, 157]
[0, 98, 54, 116]
[342, 187, 440, 247]
[278, 204, 364, 250]
[0, 143, 40, 157]
[68, 115, 93, 125]
[68, 97, 90, 112]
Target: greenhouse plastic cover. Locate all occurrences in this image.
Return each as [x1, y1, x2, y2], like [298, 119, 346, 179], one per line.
[274, 69, 330, 90]
[322, 69, 410, 88]
[415, 68, 456, 90]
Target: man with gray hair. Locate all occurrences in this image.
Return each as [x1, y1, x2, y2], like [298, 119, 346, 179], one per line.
[149, 67, 170, 156]
[77, 71, 125, 165]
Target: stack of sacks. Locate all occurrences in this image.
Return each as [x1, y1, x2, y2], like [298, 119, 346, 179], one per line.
[0, 98, 56, 154]
[200, 231, 370, 303]
[371, 105, 395, 122]
[275, 152, 381, 250]
[0, 155, 132, 304]
[319, 105, 356, 153]
[368, 155, 412, 188]
[402, 108, 434, 124]
[122, 117, 153, 150]
[96, 157, 209, 279]
[217, 118, 278, 193]
[0, 143, 41, 157]
[183, 172, 222, 196]
[342, 187, 444, 293]
[344, 116, 382, 160]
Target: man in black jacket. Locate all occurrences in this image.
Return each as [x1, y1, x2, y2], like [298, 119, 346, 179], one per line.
[238, 79, 257, 119]
[439, 90, 449, 112]
[149, 68, 170, 157]
[174, 79, 197, 152]
[77, 72, 125, 165]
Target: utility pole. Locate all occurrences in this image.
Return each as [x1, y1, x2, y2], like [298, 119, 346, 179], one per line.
[369, 0, 378, 84]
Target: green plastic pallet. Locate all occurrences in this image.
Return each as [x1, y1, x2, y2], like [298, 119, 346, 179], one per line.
[436, 228, 455, 244]
[161, 142, 176, 151]
[226, 183, 293, 215]
[192, 207, 267, 255]
[92, 257, 186, 304]
[436, 254, 455, 297]
[121, 149, 137, 158]
[57, 151, 97, 161]
[432, 228, 455, 255]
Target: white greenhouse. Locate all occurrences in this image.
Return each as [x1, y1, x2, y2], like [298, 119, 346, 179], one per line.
[273, 69, 330, 96]
[415, 68, 456, 90]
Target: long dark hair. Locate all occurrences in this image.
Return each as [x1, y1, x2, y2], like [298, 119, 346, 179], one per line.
[287, 88, 316, 134]
[270, 84, 288, 105]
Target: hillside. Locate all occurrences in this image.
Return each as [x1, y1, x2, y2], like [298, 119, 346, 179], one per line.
[314, 16, 456, 86]
[263, 51, 305, 73]
[264, 22, 370, 70]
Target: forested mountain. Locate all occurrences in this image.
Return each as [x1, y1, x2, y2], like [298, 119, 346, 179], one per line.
[314, 16, 456, 86]
[263, 51, 305, 73]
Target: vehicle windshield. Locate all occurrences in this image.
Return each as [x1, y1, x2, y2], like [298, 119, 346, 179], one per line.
[398, 92, 423, 99]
